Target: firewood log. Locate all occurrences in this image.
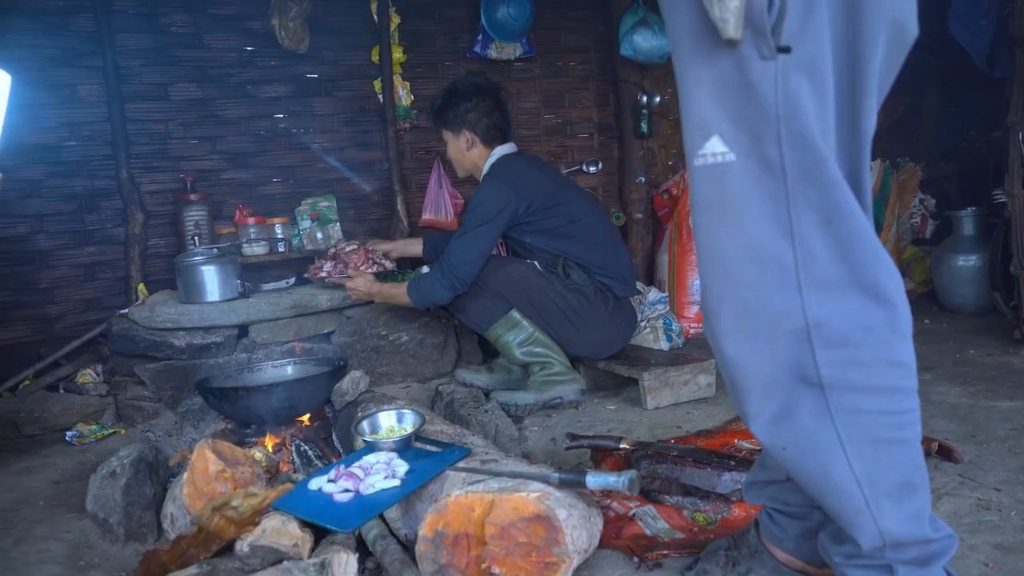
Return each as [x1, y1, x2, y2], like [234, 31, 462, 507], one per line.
[336, 391, 602, 576]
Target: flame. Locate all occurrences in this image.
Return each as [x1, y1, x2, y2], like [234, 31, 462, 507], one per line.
[296, 413, 311, 427]
[262, 432, 282, 452]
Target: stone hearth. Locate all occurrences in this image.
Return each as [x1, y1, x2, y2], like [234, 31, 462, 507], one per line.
[111, 284, 476, 403]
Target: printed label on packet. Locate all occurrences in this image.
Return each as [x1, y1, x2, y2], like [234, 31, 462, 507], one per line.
[629, 505, 686, 541]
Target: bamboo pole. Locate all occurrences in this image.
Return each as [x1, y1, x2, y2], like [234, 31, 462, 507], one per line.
[94, 0, 146, 304]
[0, 321, 109, 394]
[1007, 0, 1024, 333]
[609, 0, 654, 283]
[377, 0, 410, 239]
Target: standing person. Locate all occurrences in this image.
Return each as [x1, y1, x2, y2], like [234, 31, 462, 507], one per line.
[336, 72, 638, 417]
[657, 1, 958, 575]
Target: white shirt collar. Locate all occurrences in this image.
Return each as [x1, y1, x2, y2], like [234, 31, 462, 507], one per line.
[481, 142, 518, 177]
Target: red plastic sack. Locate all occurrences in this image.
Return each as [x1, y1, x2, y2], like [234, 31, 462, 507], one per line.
[591, 418, 762, 562]
[653, 170, 704, 337]
[419, 157, 465, 231]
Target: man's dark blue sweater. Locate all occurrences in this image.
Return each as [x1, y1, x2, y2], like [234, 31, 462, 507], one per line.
[407, 152, 638, 310]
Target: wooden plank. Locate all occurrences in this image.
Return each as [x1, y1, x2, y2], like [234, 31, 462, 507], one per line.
[582, 341, 717, 410]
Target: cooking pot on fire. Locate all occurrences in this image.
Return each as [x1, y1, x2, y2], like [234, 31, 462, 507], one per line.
[174, 245, 246, 304]
[195, 356, 348, 427]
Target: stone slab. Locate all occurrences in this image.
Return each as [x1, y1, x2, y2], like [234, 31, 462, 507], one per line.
[582, 341, 717, 410]
[248, 311, 344, 345]
[108, 316, 238, 360]
[126, 285, 357, 330]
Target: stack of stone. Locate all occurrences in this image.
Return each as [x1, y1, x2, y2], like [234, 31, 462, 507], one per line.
[108, 284, 477, 420]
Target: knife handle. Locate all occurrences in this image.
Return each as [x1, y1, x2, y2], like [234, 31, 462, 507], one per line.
[564, 433, 635, 452]
[549, 469, 641, 496]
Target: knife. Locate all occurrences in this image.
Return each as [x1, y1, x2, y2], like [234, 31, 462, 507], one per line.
[450, 465, 641, 496]
[563, 433, 754, 472]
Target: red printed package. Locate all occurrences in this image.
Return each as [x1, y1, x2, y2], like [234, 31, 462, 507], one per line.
[653, 170, 704, 337]
[419, 157, 465, 231]
[590, 418, 762, 562]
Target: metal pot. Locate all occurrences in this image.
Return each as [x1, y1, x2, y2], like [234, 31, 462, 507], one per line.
[174, 246, 246, 304]
[195, 357, 348, 427]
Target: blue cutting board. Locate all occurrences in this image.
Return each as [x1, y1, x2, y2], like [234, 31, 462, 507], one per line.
[272, 436, 470, 533]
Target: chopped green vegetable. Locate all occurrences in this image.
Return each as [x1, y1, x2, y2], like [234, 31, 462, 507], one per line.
[367, 424, 416, 440]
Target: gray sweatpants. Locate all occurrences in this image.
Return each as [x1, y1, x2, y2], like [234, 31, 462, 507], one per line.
[658, 1, 958, 574]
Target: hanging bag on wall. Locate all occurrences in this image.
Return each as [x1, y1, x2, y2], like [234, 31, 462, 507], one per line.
[419, 157, 465, 231]
[653, 170, 704, 338]
[618, 0, 671, 65]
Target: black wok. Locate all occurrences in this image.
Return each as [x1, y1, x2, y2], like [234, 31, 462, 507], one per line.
[194, 356, 348, 427]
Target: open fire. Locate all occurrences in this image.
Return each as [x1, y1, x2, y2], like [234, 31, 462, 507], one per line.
[261, 413, 312, 452]
[256, 413, 323, 475]
[208, 406, 341, 479]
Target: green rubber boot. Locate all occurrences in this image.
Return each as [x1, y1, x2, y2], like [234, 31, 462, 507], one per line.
[453, 355, 528, 392]
[483, 309, 585, 418]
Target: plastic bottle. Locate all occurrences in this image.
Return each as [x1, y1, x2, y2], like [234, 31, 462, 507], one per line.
[304, 213, 328, 250]
[176, 177, 214, 252]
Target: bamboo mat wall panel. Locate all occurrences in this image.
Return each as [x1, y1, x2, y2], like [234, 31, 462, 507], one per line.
[394, 0, 621, 228]
[110, 0, 395, 264]
[0, 1, 128, 347]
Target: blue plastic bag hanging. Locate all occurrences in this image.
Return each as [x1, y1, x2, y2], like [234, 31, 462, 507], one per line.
[468, 23, 536, 61]
[618, 0, 671, 65]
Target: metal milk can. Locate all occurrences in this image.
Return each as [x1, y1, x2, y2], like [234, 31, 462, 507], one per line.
[931, 207, 993, 315]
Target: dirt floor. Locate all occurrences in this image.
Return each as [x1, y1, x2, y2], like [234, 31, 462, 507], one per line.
[0, 297, 1021, 575]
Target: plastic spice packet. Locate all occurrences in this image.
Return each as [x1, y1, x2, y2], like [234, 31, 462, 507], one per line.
[65, 422, 125, 446]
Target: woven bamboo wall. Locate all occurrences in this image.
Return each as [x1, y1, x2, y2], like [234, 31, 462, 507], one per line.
[395, 0, 621, 216]
[0, 0, 626, 350]
[0, 2, 122, 346]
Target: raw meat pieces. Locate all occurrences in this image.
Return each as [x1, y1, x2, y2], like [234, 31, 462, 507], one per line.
[307, 451, 410, 503]
[306, 240, 396, 279]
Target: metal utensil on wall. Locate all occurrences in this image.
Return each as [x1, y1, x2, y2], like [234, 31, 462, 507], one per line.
[562, 157, 603, 175]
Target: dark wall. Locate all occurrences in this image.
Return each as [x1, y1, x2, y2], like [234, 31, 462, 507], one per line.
[0, 1, 120, 345]
[0, 0, 620, 351]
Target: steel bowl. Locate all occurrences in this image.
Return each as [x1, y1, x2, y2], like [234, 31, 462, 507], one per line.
[353, 408, 425, 452]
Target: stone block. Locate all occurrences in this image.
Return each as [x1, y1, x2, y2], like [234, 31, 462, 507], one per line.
[431, 382, 521, 456]
[331, 304, 458, 387]
[108, 316, 238, 360]
[85, 443, 169, 544]
[248, 311, 344, 345]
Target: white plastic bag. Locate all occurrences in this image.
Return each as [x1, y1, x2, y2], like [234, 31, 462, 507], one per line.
[629, 283, 685, 351]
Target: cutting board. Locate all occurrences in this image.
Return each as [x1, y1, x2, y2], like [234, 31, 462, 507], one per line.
[272, 436, 470, 533]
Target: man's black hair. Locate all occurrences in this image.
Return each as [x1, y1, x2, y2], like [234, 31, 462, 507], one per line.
[430, 72, 512, 148]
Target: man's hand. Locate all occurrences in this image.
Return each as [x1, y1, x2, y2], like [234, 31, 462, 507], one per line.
[366, 239, 397, 258]
[367, 238, 424, 260]
[328, 271, 380, 301]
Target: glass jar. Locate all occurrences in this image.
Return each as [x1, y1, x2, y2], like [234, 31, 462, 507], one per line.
[177, 178, 214, 251]
[237, 216, 267, 241]
[266, 216, 291, 253]
[213, 221, 240, 254]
